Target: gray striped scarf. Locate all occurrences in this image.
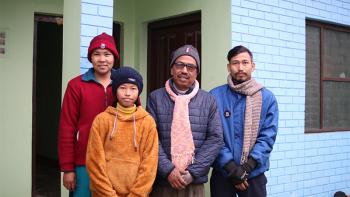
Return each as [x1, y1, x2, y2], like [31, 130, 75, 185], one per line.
[227, 75, 263, 164]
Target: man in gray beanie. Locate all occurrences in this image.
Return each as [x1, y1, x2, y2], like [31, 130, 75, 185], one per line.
[169, 45, 201, 73]
[147, 45, 223, 197]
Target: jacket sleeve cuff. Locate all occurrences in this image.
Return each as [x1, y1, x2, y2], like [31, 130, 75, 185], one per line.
[60, 163, 75, 172]
[241, 157, 258, 173]
[186, 168, 197, 179]
[224, 161, 237, 174]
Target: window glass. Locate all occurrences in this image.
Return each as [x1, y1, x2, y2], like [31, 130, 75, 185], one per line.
[324, 29, 350, 79]
[305, 25, 321, 129]
[323, 81, 350, 128]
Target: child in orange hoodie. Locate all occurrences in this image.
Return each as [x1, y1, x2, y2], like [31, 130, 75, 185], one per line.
[86, 67, 158, 197]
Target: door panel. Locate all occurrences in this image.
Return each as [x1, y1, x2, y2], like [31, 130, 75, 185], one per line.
[147, 12, 201, 94]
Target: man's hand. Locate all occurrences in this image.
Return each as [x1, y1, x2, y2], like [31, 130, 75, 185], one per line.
[224, 161, 248, 185]
[181, 170, 193, 185]
[63, 172, 76, 191]
[167, 168, 187, 190]
[234, 180, 249, 191]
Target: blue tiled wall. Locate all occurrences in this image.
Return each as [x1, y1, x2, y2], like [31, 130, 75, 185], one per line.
[230, 0, 350, 196]
[80, 0, 114, 73]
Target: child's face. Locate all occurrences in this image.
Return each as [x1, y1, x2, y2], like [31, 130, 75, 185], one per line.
[116, 83, 139, 108]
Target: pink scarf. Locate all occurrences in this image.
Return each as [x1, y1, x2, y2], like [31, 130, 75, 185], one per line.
[227, 75, 263, 164]
[165, 79, 199, 171]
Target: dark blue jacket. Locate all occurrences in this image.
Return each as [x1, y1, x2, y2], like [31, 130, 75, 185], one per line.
[146, 87, 224, 186]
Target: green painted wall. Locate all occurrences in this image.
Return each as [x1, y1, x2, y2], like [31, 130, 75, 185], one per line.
[114, 1, 231, 196]
[62, 0, 80, 89]
[114, 0, 136, 67]
[0, 0, 63, 196]
[115, 0, 231, 105]
[60, 2, 81, 196]
[0, 0, 230, 195]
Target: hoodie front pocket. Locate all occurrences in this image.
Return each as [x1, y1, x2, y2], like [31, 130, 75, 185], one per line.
[106, 158, 139, 195]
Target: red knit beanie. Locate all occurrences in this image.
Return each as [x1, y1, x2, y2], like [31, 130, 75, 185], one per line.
[87, 32, 119, 62]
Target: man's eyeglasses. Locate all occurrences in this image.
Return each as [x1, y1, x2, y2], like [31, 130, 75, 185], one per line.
[173, 62, 197, 72]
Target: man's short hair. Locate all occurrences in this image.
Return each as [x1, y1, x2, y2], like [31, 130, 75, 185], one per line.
[227, 45, 253, 62]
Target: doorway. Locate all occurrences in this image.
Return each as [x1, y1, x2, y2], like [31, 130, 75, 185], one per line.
[147, 11, 201, 94]
[32, 14, 63, 197]
[113, 22, 122, 68]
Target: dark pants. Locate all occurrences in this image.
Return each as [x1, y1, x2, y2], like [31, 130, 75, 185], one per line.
[210, 170, 267, 197]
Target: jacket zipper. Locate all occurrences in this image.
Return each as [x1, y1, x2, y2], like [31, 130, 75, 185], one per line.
[104, 87, 108, 107]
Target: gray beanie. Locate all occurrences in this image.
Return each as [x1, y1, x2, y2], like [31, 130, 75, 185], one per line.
[169, 45, 200, 73]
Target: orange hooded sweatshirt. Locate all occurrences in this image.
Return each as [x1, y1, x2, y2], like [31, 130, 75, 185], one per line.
[86, 105, 158, 197]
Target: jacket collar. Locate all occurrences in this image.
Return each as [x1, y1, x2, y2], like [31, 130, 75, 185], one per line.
[169, 78, 195, 95]
[82, 68, 116, 84]
[82, 68, 98, 82]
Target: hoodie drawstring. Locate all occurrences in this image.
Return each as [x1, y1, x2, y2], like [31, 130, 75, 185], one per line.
[110, 111, 118, 140]
[109, 111, 138, 150]
[133, 113, 138, 150]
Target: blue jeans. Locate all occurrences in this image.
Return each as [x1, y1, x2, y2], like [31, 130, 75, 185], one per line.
[69, 166, 91, 197]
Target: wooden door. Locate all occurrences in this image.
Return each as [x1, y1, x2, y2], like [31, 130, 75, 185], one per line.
[147, 12, 201, 94]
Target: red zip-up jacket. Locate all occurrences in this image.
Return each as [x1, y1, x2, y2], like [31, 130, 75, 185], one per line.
[58, 68, 114, 172]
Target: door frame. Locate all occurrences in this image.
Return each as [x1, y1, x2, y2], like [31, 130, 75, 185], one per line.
[32, 13, 63, 197]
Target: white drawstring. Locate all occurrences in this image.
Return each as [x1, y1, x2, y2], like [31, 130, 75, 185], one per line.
[109, 110, 138, 151]
[133, 113, 138, 150]
[109, 111, 118, 140]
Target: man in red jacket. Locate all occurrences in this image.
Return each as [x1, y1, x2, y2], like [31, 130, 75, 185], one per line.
[58, 32, 119, 196]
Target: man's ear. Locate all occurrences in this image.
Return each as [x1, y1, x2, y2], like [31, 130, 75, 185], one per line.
[170, 67, 174, 76]
[252, 62, 256, 72]
[227, 63, 231, 73]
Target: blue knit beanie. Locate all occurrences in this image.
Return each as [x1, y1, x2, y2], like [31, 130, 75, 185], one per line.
[111, 66, 143, 95]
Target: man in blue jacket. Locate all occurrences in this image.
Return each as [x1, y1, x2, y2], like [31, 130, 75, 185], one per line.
[210, 45, 278, 197]
[147, 45, 223, 197]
